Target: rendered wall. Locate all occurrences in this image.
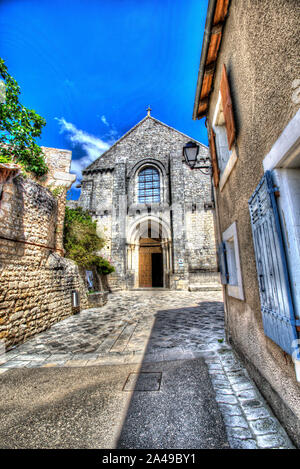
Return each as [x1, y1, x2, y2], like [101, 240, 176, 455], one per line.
[206, 0, 300, 444]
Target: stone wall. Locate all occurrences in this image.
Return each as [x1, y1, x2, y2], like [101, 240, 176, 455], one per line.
[0, 148, 88, 349]
[39, 147, 76, 254]
[87, 291, 108, 308]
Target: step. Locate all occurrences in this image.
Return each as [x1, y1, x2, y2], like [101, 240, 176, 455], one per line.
[188, 284, 222, 292]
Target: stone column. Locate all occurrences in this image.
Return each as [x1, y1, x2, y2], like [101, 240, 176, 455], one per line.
[111, 162, 127, 288]
[169, 151, 189, 289]
[162, 241, 170, 288]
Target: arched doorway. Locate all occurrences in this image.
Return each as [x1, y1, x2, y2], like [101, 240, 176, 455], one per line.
[127, 215, 172, 289]
[139, 237, 163, 288]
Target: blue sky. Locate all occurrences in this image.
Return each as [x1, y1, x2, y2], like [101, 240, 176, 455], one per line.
[0, 0, 208, 199]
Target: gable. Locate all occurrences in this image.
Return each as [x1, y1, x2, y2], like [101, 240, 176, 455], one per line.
[83, 116, 208, 173]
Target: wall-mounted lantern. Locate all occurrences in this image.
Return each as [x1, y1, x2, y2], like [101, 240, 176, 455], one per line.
[183, 141, 212, 175]
[183, 141, 199, 169]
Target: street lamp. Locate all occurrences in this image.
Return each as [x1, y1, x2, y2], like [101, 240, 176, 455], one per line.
[183, 141, 199, 169]
[183, 141, 211, 175]
[183, 140, 214, 208]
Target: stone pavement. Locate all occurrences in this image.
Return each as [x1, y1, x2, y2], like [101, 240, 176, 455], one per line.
[0, 290, 295, 449]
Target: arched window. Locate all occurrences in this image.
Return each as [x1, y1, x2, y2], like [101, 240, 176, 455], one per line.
[138, 166, 160, 203]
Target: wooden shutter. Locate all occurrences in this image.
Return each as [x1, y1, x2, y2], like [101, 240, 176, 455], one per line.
[209, 128, 220, 188]
[248, 171, 300, 358]
[218, 241, 228, 285]
[220, 64, 236, 150]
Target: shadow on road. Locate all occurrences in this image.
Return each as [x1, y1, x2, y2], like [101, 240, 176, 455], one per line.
[116, 300, 229, 449]
[0, 297, 228, 449]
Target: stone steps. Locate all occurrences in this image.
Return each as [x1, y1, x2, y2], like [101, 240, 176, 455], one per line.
[188, 284, 222, 292]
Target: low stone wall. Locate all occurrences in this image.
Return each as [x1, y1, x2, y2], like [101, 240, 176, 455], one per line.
[0, 174, 88, 349]
[188, 271, 222, 291]
[87, 291, 109, 308]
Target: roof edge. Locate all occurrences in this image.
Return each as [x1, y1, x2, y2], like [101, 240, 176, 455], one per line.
[148, 115, 208, 148]
[83, 115, 208, 173]
[192, 0, 230, 121]
[192, 0, 217, 121]
[83, 115, 149, 171]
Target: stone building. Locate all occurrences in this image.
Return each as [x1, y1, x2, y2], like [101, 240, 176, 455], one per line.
[193, 0, 300, 445]
[78, 111, 219, 291]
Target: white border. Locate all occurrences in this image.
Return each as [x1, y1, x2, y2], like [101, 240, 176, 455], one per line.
[222, 221, 244, 301]
[263, 109, 300, 171]
[219, 148, 238, 191]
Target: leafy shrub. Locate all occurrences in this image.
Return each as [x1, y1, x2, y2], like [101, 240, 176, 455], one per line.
[63, 207, 115, 275]
[49, 185, 65, 198]
[0, 154, 12, 164]
[0, 57, 48, 177]
[94, 256, 115, 275]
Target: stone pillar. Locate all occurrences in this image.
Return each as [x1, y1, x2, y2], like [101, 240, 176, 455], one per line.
[169, 151, 189, 289]
[79, 179, 93, 212]
[162, 241, 170, 288]
[133, 244, 139, 288]
[111, 162, 127, 288]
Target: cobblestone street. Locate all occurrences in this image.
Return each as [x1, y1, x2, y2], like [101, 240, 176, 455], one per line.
[0, 291, 294, 449]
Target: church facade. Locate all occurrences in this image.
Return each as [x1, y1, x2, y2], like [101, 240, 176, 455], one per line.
[78, 113, 219, 291]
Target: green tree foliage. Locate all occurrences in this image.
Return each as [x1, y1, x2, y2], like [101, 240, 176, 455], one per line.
[64, 207, 115, 275]
[94, 257, 116, 275]
[0, 57, 48, 176]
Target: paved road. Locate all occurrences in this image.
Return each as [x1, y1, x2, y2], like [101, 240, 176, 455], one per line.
[1, 291, 225, 366]
[0, 359, 228, 449]
[0, 291, 294, 449]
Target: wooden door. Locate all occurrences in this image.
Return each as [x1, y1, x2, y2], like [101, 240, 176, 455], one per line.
[139, 248, 152, 287]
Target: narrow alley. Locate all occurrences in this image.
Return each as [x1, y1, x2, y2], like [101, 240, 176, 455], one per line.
[0, 292, 294, 449]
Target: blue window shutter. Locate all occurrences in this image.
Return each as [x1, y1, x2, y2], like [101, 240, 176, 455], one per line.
[218, 241, 228, 285]
[248, 171, 300, 359]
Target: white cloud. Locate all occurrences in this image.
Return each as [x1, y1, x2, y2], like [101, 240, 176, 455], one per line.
[100, 115, 119, 143]
[55, 117, 112, 185]
[101, 115, 109, 126]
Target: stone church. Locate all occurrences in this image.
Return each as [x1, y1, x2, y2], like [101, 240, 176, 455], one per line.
[78, 111, 219, 291]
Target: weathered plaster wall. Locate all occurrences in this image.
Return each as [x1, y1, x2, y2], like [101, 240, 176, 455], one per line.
[0, 149, 87, 349]
[206, 0, 300, 443]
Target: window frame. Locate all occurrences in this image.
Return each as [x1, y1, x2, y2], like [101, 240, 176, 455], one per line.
[137, 165, 161, 204]
[260, 110, 300, 379]
[212, 92, 238, 191]
[222, 221, 244, 300]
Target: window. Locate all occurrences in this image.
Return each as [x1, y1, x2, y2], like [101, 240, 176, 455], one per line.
[248, 171, 300, 366]
[225, 239, 237, 286]
[259, 112, 300, 379]
[214, 125, 231, 174]
[219, 221, 244, 300]
[212, 95, 238, 191]
[211, 65, 238, 191]
[138, 167, 160, 204]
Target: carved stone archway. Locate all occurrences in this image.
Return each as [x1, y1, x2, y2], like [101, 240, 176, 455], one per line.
[126, 215, 172, 289]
